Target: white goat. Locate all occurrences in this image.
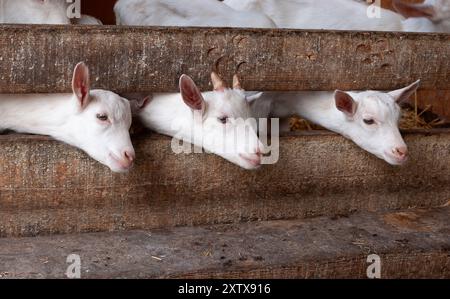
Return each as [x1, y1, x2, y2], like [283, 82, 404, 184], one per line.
[114, 0, 277, 28]
[223, 0, 403, 31]
[0, 0, 70, 24]
[0, 0, 102, 26]
[224, 0, 450, 32]
[132, 73, 265, 170]
[251, 81, 420, 165]
[0, 62, 136, 173]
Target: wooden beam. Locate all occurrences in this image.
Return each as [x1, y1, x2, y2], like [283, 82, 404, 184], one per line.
[1, 206, 449, 278]
[1, 130, 450, 238]
[0, 25, 449, 93]
[415, 90, 450, 121]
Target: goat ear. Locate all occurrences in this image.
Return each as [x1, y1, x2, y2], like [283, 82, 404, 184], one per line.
[335, 90, 357, 117]
[130, 96, 152, 116]
[72, 62, 91, 109]
[179, 74, 205, 111]
[211, 72, 226, 92]
[393, 0, 436, 19]
[389, 80, 421, 104]
[246, 92, 263, 103]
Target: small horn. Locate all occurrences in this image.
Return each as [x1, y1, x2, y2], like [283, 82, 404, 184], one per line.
[211, 72, 226, 91]
[233, 74, 242, 90]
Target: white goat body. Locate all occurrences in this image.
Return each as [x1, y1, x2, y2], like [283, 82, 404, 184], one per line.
[0, 0, 70, 24]
[72, 14, 103, 25]
[223, 0, 403, 31]
[114, 0, 276, 28]
[0, 0, 103, 26]
[224, 0, 450, 32]
[393, 0, 450, 32]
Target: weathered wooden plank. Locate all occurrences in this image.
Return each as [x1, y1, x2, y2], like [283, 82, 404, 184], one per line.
[1, 130, 450, 238]
[416, 90, 450, 121]
[0, 25, 449, 93]
[1, 206, 449, 279]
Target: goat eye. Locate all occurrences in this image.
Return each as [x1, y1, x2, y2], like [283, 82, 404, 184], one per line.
[218, 116, 228, 124]
[96, 114, 109, 122]
[363, 119, 375, 125]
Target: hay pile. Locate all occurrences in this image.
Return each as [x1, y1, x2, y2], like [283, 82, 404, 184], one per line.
[290, 102, 447, 132]
[399, 105, 446, 130]
[289, 117, 324, 131]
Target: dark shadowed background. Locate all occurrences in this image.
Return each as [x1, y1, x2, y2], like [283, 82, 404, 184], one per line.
[82, 0, 117, 24]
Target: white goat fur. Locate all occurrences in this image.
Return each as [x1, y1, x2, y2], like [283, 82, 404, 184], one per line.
[0, 0, 70, 24]
[114, 0, 276, 28]
[224, 0, 450, 32]
[0, 0, 103, 25]
[393, 0, 450, 32]
[72, 14, 103, 25]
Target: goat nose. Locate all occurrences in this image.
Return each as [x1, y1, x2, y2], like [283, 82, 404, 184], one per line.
[393, 146, 408, 158]
[124, 150, 135, 163]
